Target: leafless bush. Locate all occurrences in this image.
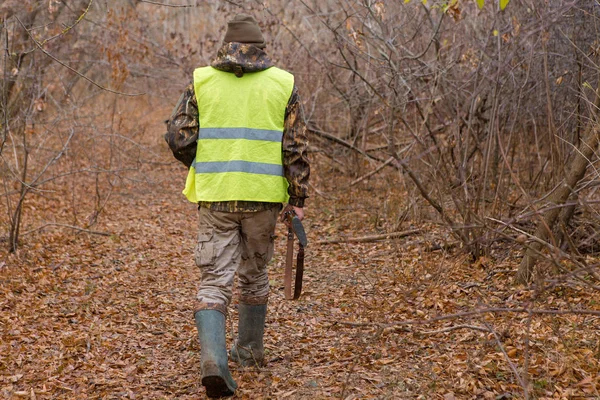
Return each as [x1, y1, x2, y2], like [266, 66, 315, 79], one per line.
[289, 1, 600, 284]
[0, 1, 155, 253]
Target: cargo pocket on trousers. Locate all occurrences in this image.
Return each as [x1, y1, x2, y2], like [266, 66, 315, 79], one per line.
[195, 231, 215, 268]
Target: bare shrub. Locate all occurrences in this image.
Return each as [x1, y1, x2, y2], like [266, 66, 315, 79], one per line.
[293, 1, 600, 283]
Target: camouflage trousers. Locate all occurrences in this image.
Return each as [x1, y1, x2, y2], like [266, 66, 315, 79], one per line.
[193, 205, 279, 315]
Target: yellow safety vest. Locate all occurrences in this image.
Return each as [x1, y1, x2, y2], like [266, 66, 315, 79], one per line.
[183, 66, 294, 203]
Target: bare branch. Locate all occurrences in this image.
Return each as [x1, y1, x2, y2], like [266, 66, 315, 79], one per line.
[350, 156, 394, 186]
[331, 307, 600, 329]
[316, 229, 421, 245]
[137, 0, 242, 7]
[421, 324, 491, 334]
[36, 0, 93, 48]
[20, 223, 112, 237]
[137, 0, 196, 7]
[15, 16, 145, 97]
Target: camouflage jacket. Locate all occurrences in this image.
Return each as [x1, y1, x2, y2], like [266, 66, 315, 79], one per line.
[164, 42, 310, 212]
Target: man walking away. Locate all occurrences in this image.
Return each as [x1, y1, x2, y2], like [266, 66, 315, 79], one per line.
[164, 13, 310, 398]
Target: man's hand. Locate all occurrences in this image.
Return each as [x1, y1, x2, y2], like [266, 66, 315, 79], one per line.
[281, 204, 304, 228]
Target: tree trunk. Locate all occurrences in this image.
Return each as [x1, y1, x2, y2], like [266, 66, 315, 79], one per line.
[516, 121, 600, 284]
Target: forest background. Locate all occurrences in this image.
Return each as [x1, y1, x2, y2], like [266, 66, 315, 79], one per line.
[1, 0, 600, 399]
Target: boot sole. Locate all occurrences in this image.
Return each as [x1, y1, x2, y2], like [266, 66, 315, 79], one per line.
[202, 375, 235, 398]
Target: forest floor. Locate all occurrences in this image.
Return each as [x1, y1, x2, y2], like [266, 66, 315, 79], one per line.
[1, 142, 600, 400]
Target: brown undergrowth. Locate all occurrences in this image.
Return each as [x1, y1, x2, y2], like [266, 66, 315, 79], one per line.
[1, 143, 599, 400]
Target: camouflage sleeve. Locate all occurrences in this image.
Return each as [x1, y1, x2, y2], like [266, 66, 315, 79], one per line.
[164, 83, 198, 168]
[283, 86, 310, 208]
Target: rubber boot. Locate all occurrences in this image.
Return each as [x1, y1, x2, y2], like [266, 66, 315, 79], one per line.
[230, 303, 267, 367]
[194, 310, 237, 398]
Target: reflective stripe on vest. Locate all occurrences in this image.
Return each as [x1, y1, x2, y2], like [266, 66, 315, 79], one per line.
[182, 66, 294, 203]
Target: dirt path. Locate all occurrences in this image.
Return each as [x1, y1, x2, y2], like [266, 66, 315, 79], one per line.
[0, 147, 413, 399]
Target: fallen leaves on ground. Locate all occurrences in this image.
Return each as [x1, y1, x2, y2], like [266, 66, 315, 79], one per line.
[1, 148, 599, 399]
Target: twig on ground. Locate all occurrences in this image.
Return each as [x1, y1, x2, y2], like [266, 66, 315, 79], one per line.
[330, 307, 600, 329]
[138, 0, 196, 6]
[22, 223, 112, 237]
[422, 324, 491, 334]
[317, 229, 421, 244]
[424, 241, 459, 252]
[485, 320, 529, 398]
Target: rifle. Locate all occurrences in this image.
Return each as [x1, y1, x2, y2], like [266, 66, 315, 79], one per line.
[284, 212, 307, 300]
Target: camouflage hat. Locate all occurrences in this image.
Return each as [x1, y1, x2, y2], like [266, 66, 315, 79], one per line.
[223, 14, 266, 49]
